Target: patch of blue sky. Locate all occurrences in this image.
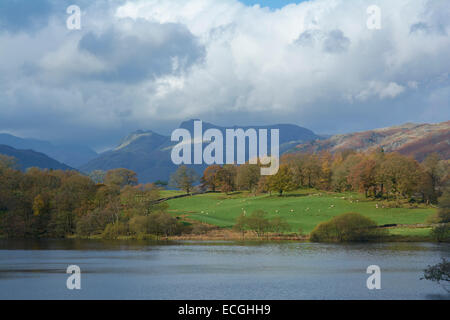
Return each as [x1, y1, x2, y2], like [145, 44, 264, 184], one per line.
[239, 0, 308, 10]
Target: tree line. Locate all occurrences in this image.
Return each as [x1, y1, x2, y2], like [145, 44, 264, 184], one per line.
[0, 155, 188, 239]
[191, 150, 449, 203]
[1, 148, 448, 239]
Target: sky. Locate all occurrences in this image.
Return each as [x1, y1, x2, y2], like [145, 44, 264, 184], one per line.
[0, 0, 449, 151]
[240, 0, 307, 9]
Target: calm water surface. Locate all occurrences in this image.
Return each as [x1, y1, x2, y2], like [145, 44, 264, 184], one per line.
[0, 240, 448, 300]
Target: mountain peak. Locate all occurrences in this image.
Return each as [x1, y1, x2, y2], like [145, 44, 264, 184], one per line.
[82, 120, 321, 183]
[115, 130, 162, 151]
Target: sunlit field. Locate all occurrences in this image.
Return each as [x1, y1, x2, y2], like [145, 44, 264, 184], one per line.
[166, 190, 436, 234]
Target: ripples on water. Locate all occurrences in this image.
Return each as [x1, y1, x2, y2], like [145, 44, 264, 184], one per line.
[0, 239, 448, 300]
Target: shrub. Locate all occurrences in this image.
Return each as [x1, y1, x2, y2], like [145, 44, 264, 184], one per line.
[310, 212, 387, 242]
[270, 216, 291, 233]
[147, 212, 182, 237]
[128, 215, 150, 235]
[245, 210, 272, 237]
[191, 223, 214, 235]
[431, 224, 450, 242]
[76, 208, 112, 237]
[101, 222, 128, 239]
[232, 210, 290, 238]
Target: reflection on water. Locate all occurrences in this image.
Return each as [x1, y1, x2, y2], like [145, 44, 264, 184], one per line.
[0, 239, 448, 300]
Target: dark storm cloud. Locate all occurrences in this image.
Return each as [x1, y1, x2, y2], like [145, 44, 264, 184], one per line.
[78, 20, 205, 83]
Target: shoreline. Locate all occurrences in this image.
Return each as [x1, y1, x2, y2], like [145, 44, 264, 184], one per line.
[1, 233, 441, 244]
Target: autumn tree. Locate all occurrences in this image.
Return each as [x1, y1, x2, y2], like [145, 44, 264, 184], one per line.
[421, 153, 444, 203]
[348, 156, 377, 197]
[104, 168, 138, 188]
[303, 154, 322, 188]
[120, 184, 164, 217]
[256, 175, 270, 194]
[215, 165, 237, 194]
[282, 153, 306, 187]
[236, 164, 260, 192]
[377, 153, 423, 200]
[89, 170, 106, 184]
[0, 154, 18, 170]
[318, 152, 333, 190]
[268, 164, 296, 196]
[434, 186, 450, 223]
[201, 165, 221, 191]
[331, 153, 354, 192]
[169, 165, 199, 194]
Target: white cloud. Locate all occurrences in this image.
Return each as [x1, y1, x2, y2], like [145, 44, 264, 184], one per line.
[354, 81, 405, 101]
[0, 0, 449, 148]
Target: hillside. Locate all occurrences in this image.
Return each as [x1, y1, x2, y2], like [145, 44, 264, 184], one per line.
[80, 120, 321, 183]
[0, 144, 74, 171]
[165, 191, 435, 234]
[80, 130, 176, 183]
[0, 133, 97, 167]
[293, 121, 450, 161]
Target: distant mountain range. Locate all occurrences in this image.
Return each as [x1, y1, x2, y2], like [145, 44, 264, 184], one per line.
[293, 121, 450, 161]
[80, 130, 176, 183]
[0, 133, 97, 168]
[80, 120, 321, 182]
[1, 120, 448, 183]
[0, 145, 74, 171]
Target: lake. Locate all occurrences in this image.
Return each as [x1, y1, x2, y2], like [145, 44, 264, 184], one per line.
[0, 240, 448, 300]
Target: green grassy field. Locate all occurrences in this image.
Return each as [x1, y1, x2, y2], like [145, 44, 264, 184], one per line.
[160, 190, 186, 198]
[388, 227, 432, 237]
[166, 190, 436, 234]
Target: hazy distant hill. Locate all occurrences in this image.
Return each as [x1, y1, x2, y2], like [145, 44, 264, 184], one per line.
[80, 130, 176, 183]
[0, 133, 97, 168]
[178, 120, 319, 154]
[0, 144, 74, 171]
[80, 120, 321, 183]
[293, 121, 450, 161]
